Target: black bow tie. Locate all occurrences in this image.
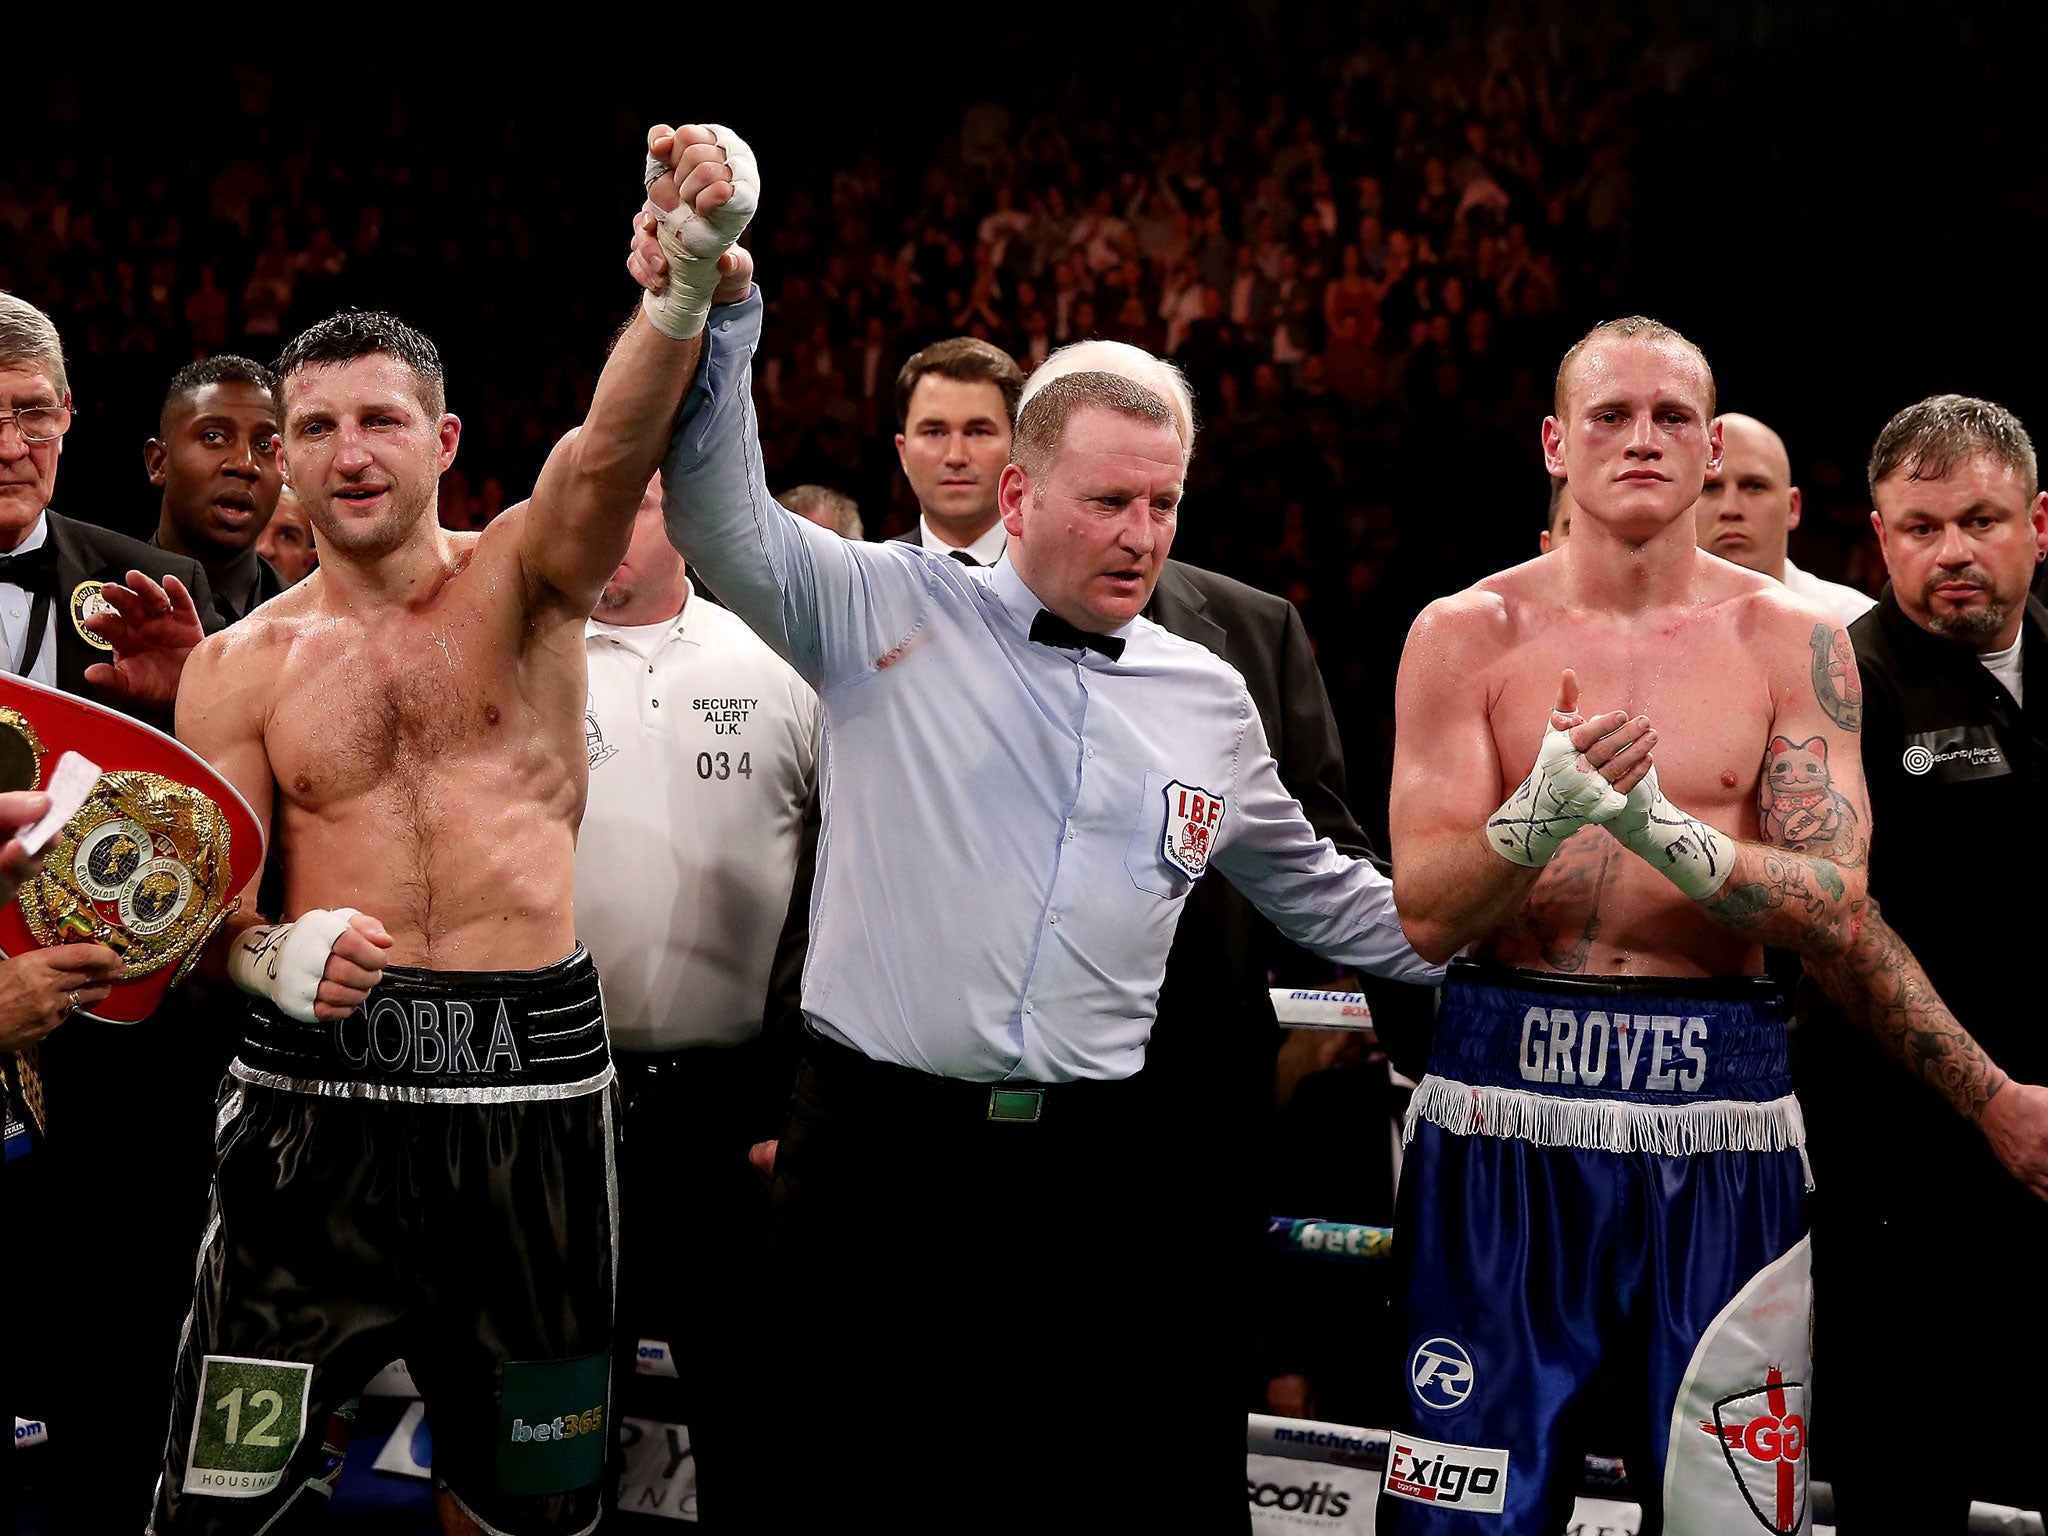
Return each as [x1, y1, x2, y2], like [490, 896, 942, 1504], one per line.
[0, 543, 56, 597]
[1030, 609, 1126, 661]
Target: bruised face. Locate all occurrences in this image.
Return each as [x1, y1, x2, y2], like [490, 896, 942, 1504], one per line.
[1872, 452, 2048, 651]
[998, 405, 1182, 632]
[147, 380, 282, 562]
[280, 353, 457, 558]
[1543, 338, 1721, 539]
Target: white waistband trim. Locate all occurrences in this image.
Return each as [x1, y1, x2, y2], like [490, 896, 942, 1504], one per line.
[228, 1060, 615, 1105]
[1405, 1075, 1813, 1190]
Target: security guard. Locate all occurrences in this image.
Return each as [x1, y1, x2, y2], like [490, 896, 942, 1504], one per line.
[1799, 393, 2048, 1530]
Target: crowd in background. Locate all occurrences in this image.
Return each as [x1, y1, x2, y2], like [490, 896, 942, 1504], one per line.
[2, 6, 1922, 829]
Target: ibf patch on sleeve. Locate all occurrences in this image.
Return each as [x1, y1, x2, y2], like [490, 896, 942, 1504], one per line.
[182, 1356, 312, 1498]
[1160, 780, 1225, 879]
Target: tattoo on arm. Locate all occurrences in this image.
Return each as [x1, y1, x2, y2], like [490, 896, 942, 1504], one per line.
[1810, 625, 1863, 733]
[1811, 901, 2009, 1121]
[1758, 735, 1865, 866]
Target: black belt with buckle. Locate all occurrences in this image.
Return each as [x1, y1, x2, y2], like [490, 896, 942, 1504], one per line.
[804, 1031, 1133, 1128]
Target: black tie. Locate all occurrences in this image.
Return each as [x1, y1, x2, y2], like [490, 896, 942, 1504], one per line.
[1030, 609, 1126, 661]
[948, 550, 979, 567]
[0, 543, 57, 597]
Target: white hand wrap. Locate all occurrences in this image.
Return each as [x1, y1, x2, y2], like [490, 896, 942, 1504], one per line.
[641, 124, 760, 340]
[228, 908, 359, 1024]
[1486, 720, 1631, 868]
[1606, 767, 1737, 901]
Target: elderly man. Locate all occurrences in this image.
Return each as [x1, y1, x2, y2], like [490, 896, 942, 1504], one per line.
[1695, 410, 1873, 623]
[1800, 395, 2048, 1530]
[254, 485, 317, 588]
[639, 209, 1439, 1527]
[2, 290, 224, 1522]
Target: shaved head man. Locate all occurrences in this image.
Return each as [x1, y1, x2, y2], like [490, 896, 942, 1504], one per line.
[1695, 411, 1873, 623]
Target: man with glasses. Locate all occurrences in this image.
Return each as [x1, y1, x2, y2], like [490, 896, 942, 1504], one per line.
[1, 291, 226, 1522]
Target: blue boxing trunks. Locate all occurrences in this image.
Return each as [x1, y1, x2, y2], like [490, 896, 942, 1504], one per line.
[150, 948, 618, 1536]
[1380, 963, 1812, 1536]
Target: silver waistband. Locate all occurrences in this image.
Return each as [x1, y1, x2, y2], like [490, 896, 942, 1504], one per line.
[228, 1059, 616, 1105]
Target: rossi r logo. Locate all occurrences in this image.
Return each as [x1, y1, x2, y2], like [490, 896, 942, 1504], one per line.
[1410, 1337, 1476, 1412]
[1699, 1366, 1808, 1533]
[1383, 1433, 1509, 1512]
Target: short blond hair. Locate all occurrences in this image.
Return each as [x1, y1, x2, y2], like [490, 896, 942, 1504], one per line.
[1553, 315, 1714, 419]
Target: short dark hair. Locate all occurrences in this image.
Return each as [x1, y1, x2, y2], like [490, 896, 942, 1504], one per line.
[159, 355, 280, 432]
[1011, 371, 1175, 482]
[1867, 393, 2038, 500]
[275, 311, 446, 418]
[1554, 315, 1715, 418]
[894, 337, 1024, 431]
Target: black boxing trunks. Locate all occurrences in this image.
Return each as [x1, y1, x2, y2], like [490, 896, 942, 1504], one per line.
[150, 948, 617, 1536]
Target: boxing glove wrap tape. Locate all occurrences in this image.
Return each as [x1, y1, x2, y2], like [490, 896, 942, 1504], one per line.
[1607, 768, 1737, 902]
[641, 122, 759, 340]
[1486, 720, 1630, 869]
[228, 907, 359, 1024]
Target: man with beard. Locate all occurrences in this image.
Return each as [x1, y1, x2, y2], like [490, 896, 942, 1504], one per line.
[148, 124, 758, 1536]
[145, 356, 289, 622]
[1799, 394, 2048, 1530]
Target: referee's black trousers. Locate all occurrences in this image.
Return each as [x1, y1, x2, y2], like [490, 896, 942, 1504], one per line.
[761, 1033, 1251, 1534]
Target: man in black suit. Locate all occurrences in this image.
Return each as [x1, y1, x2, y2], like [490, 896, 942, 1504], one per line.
[884, 335, 1022, 564]
[145, 355, 289, 623]
[1, 290, 224, 1526]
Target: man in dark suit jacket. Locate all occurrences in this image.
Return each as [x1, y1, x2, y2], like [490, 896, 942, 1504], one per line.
[883, 336, 1022, 563]
[2, 292, 223, 1526]
[145, 355, 289, 624]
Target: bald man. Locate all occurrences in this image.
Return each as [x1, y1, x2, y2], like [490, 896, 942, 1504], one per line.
[1695, 411, 1874, 623]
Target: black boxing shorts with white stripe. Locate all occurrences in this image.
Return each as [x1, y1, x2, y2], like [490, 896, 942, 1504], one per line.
[150, 948, 618, 1536]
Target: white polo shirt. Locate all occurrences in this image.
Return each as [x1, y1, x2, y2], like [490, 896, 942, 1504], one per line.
[576, 584, 819, 1051]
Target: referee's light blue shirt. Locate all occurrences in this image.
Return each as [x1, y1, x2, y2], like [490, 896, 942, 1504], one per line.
[663, 292, 1441, 1083]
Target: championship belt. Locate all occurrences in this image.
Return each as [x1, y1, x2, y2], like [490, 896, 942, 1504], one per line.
[0, 673, 265, 1024]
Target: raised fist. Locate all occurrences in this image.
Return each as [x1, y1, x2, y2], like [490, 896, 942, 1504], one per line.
[639, 123, 760, 339]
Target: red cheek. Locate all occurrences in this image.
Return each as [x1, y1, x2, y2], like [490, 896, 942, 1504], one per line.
[1720, 771, 1738, 789]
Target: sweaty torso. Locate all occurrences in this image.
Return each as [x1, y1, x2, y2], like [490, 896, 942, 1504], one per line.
[247, 526, 587, 970]
[1470, 557, 1789, 979]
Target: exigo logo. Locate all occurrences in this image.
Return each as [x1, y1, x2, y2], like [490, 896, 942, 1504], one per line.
[1245, 1478, 1350, 1516]
[1383, 1434, 1509, 1513]
[510, 1406, 603, 1444]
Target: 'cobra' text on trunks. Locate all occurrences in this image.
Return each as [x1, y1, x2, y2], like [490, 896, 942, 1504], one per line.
[338, 997, 525, 1076]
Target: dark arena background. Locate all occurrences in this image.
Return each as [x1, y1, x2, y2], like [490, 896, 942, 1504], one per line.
[6, 3, 2045, 1530]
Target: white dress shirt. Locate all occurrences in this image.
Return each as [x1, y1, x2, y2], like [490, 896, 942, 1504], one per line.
[0, 513, 60, 686]
[915, 515, 1009, 567]
[661, 292, 1440, 1084]
[575, 586, 818, 1051]
[1783, 559, 1876, 626]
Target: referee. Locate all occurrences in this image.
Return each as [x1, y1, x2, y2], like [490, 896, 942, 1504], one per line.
[574, 475, 817, 1529]
[654, 279, 1441, 1532]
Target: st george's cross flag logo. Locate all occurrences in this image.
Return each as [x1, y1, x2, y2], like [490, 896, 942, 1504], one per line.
[1699, 1365, 1809, 1533]
[1161, 780, 1225, 880]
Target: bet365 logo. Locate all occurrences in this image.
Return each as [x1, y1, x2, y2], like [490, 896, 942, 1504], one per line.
[497, 1353, 610, 1497]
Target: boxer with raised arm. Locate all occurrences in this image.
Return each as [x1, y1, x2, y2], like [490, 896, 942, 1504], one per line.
[1381, 317, 2048, 1535]
[147, 126, 757, 1536]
